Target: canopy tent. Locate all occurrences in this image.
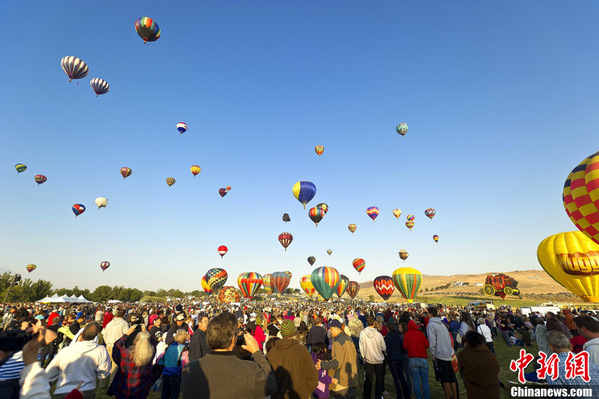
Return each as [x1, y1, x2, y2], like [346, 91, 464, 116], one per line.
[36, 294, 91, 303]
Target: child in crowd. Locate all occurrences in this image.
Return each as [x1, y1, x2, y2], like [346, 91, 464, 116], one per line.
[311, 342, 336, 399]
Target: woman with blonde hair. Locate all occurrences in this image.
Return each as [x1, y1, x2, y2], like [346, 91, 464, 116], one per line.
[108, 324, 155, 398]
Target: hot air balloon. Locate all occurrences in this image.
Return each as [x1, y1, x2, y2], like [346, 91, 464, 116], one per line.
[34, 175, 47, 185]
[317, 203, 329, 215]
[271, 272, 291, 294]
[292, 181, 317, 209]
[425, 208, 436, 220]
[93, 197, 107, 209]
[537, 231, 599, 302]
[262, 274, 273, 294]
[219, 188, 228, 197]
[348, 281, 360, 299]
[238, 272, 263, 298]
[392, 267, 423, 303]
[218, 245, 228, 258]
[100, 261, 110, 271]
[336, 275, 349, 298]
[166, 177, 175, 187]
[26, 264, 36, 273]
[177, 122, 188, 134]
[278, 232, 293, 251]
[226, 186, 231, 191]
[190, 165, 201, 177]
[15, 164, 27, 173]
[327, 249, 332, 256]
[135, 17, 161, 43]
[218, 286, 241, 303]
[433, 235, 439, 243]
[396, 123, 408, 137]
[120, 167, 132, 179]
[407, 215, 415, 221]
[284, 271, 293, 280]
[61, 56, 89, 82]
[393, 209, 401, 219]
[206, 268, 228, 292]
[406, 221, 414, 230]
[374, 276, 395, 300]
[307, 256, 316, 266]
[315, 145, 324, 156]
[366, 206, 379, 222]
[348, 224, 357, 234]
[398, 249, 409, 261]
[90, 78, 109, 97]
[352, 258, 365, 274]
[72, 204, 86, 217]
[282, 213, 291, 222]
[300, 275, 315, 296]
[563, 152, 599, 245]
[309, 206, 324, 226]
[201, 276, 212, 294]
[311, 267, 340, 300]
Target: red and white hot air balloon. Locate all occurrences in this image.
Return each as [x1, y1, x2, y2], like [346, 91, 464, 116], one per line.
[218, 245, 228, 258]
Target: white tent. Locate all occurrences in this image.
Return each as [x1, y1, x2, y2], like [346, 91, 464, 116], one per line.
[36, 294, 91, 303]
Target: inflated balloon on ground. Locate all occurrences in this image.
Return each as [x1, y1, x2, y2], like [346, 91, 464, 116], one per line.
[311, 267, 340, 300]
[392, 267, 423, 303]
[374, 276, 395, 300]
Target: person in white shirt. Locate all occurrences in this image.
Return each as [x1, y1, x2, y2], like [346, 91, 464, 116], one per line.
[102, 309, 129, 383]
[46, 322, 110, 398]
[476, 318, 495, 355]
[359, 316, 386, 399]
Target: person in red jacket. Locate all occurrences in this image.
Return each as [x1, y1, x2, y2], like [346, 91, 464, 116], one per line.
[403, 320, 430, 399]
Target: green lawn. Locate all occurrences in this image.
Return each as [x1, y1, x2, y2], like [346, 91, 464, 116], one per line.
[89, 334, 530, 398]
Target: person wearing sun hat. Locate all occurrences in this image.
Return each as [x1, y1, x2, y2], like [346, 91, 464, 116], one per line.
[266, 319, 318, 399]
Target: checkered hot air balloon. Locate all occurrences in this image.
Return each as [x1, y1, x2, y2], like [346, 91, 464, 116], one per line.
[373, 276, 395, 301]
[366, 206, 379, 222]
[206, 268, 228, 292]
[60, 56, 88, 82]
[90, 78, 109, 97]
[425, 209, 436, 220]
[278, 232, 293, 251]
[336, 275, 349, 298]
[72, 204, 86, 217]
[300, 275, 315, 297]
[352, 258, 365, 274]
[348, 281, 360, 299]
[392, 267, 422, 303]
[311, 267, 340, 301]
[135, 17, 161, 43]
[292, 181, 317, 209]
[238, 272, 263, 298]
[563, 152, 599, 245]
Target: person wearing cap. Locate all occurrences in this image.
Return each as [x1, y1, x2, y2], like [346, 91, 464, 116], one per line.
[266, 319, 318, 399]
[317, 319, 358, 399]
[181, 312, 277, 398]
[165, 314, 189, 345]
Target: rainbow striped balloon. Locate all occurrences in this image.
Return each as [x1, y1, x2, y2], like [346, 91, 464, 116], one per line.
[392, 267, 423, 303]
[262, 274, 273, 294]
[336, 275, 349, 298]
[352, 258, 365, 274]
[311, 267, 340, 300]
[238, 272, 263, 298]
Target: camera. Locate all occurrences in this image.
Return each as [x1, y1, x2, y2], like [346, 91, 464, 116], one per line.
[236, 330, 246, 346]
[0, 329, 33, 352]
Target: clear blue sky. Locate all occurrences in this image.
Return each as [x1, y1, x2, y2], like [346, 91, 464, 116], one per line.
[1, 1, 598, 291]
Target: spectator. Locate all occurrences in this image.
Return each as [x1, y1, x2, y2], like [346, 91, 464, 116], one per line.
[188, 313, 210, 361]
[574, 315, 599, 366]
[164, 314, 188, 345]
[458, 331, 499, 399]
[103, 309, 129, 383]
[476, 318, 494, 355]
[384, 323, 410, 399]
[403, 320, 430, 399]
[307, 317, 327, 350]
[427, 307, 457, 399]
[158, 329, 188, 399]
[359, 316, 386, 399]
[546, 331, 599, 389]
[266, 319, 319, 399]
[311, 342, 334, 399]
[318, 319, 359, 399]
[46, 322, 111, 398]
[181, 312, 277, 398]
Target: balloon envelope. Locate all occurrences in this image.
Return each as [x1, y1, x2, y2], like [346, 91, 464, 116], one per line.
[238, 272, 263, 298]
[327, 249, 332, 256]
[218, 245, 228, 258]
[35, 175, 47, 185]
[90, 78, 109, 96]
[292, 181, 316, 209]
[348, 281, 360, 299]
[352, 258, 365, 274]
[72, 204, 86, 217]
[61, 56, 88, 81]
[537, 231, 599, 302]
[425, 208, 436, 220]
[309, 207, 324, 226]
[433, 235, 439, 243]
[201, 276, 212, 294]
[282, 213, 291, 222]
[398, 250, 409, 261]
[190, 165, 201, 176]
[271, 272, 291, 294]
[406, 221, 414, 230]
[120, 167, 132, 179]
[300, 275, 315, 296]
[26, 264, 36, 273]
[15, 164, 27, 173]
[95, 197, 108, 209]
[177, 122, 188, 134]
[262, 274, 273, 294]
[311, 267, 340, 300]
[278, 232, 293, 251]
[218, 286, 241, 303]
[336, 275, 349, 298]
[366, 206, 379, 222]
[393, 209, 401, 219]
[392, 267, 423, 303]
[206, 268, 228, 291]
[315, 145, 324, 156]
[100, 261, 110, 271]
[135, 17, 161, 43]
[396, 123, 408, 136]
[307, 256, 316, 266]
[348, 224, 356, 234]
[166, 177, 175, 186]
[374, 276, 395, 300]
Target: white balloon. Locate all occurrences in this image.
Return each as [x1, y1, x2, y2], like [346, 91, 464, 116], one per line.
[95, 197, 108, 209]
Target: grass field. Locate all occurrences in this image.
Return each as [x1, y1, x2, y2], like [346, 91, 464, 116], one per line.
[86, 332, 530, 399]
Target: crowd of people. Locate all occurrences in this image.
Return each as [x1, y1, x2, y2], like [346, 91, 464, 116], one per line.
[1, 299, 599, 399]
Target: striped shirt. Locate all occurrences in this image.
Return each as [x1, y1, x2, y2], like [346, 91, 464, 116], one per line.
[0, 351, 24, 380]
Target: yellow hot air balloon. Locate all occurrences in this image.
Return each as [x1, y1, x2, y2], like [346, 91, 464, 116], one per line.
[166, 177, 175, 187]
[393, 209, 401, 219]
[315, 145, 324, 156]
[300, 275, 315, 296]
[537, 231, 599, 302]
[190, 165, 201, 177]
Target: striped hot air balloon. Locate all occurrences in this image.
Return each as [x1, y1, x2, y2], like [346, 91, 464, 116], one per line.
[271, 272, 291, 294]
[336, 275, 349, 298]
[407, 215, 415, 221]
[238, 272, 263, 298]
[278, 232, 293, 251]
[60, 56, 89, 82]
[348, 224, 357, 234]
[425, 208, 436, 220]
[563, 152, 599, 245]
[135, 17, 161, 43]
[406, 221, 414, 230]
[311, 267, 340, 300]
[177, 122, 188, 134]
[262, 274, 273, 294]
[352, 258, 365, 274]
[392, 267, 423, 303]
[206, 268, 228, 291]
[90, 78, 110, 97]
[15, 164, 27, 173]
[366, 206, 379, 222]
[373, 276, 395, 300]
[433, 235, 439, 243]
[120, 167, 132, 179]
[315, 145, 324, 156]
[292, 181, 316, 209]
[26, 264, 36, 273]
[309, 206, 325, 226]
[218, 246, 228, 258]
[201, 275, 213, 294]
[348, 281, 360, 299]
[300, 275, 316, 296]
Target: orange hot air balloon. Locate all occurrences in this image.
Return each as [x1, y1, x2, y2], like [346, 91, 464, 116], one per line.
[348, 224, 357, 234]
[352, 258, 365, 274]
[315, 145, 324, 156]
